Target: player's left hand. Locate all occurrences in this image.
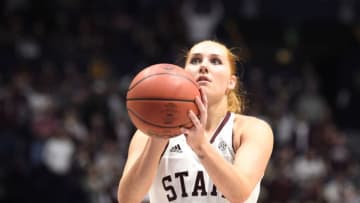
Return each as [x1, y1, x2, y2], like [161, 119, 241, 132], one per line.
[181, 87, 208, 154]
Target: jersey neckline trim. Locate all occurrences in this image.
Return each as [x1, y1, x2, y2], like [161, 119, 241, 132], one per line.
[210, 111, 231, 144]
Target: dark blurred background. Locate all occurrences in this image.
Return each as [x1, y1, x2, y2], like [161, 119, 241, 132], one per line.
[0, 0, 359, 203]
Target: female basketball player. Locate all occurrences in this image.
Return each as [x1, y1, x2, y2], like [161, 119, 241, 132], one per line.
[118, 40, 274, 203]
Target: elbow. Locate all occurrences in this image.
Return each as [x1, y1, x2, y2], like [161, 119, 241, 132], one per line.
[227, 196, 249, 203]
[227, 197, 249, 203]
[117, 179, 131, 203]
[118, 179, 142, 203]
[117, 187, 132, 203]
[117, 181, 125, 203]
[226, 188, 252, 203]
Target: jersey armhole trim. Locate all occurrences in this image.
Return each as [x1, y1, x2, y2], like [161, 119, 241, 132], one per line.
[160, 141, 169, 159]
[210, 111, 231, 143]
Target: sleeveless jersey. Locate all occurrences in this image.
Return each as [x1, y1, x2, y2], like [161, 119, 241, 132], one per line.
[149, 112, 261, 203]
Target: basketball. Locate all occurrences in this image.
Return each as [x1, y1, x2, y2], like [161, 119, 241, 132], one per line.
[126, 63, 200, 138]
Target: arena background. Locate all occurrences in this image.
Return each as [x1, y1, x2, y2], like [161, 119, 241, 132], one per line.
[0, 0, 359, 202]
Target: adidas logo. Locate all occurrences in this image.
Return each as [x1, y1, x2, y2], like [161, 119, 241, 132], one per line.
[170, 144, 183, 153]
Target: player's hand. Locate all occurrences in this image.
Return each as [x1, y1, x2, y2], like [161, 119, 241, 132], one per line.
[181, 87, 208, 154]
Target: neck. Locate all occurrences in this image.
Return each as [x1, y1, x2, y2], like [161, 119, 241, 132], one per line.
[206, 96, 228, 132]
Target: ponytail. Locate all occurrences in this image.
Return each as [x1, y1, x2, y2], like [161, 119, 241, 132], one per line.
[227, 78, 245, 113]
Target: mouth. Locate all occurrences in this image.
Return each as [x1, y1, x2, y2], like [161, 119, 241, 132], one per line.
[196, 76, 211, 83]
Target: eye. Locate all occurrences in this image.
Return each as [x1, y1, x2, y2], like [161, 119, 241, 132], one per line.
[210, 58, 222, 65]
[189, 57, 202, 65]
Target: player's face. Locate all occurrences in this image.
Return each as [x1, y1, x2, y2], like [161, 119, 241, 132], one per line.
[185, 41, 235, 99]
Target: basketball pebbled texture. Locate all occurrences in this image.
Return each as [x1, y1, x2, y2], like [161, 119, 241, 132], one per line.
[126, 63, 200, 138]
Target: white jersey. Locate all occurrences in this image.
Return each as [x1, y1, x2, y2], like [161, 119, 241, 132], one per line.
[149, 112, 261, 203]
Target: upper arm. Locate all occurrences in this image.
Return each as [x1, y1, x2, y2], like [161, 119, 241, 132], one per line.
[121, 130, 149, 176]
[233, 118, 274, 189]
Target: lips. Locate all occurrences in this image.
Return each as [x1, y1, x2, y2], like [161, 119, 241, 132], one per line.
[196, 76, 211, 82]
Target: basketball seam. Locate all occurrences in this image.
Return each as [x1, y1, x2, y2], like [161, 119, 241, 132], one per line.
[128, 73, 198, 92]
[127, 108, 193, 128]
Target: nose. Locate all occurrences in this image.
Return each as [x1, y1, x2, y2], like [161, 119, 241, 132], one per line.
[199, 64, 208, 74]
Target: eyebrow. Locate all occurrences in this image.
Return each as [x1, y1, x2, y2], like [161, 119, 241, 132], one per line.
[190, 53, 221, 57]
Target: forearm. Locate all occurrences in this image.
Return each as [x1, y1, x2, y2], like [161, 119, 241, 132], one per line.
[118, 138, 167, 203]
[195, 143, 252, 202]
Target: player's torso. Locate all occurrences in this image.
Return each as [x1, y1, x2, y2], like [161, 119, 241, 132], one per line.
[149, 112, 235, 203]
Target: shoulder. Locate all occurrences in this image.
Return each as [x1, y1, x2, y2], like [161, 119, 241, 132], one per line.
[233, 114, 272, 133]
[233, 114, 273, 149]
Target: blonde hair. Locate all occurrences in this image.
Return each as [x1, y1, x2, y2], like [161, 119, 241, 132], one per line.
[185, 40, 246, 114]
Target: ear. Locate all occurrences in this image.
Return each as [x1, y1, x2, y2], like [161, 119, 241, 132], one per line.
[227, 75, 237, 90]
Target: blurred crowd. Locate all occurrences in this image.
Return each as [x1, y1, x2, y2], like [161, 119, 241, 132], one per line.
[0, 0, 360, 203]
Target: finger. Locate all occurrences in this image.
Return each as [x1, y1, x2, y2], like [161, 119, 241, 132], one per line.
[199, 87, 208, 108]
[180, 127, 189, 135]
[188, 110, 201, 128]
[195, 96, 207, 124]
[195, 96, 206, 113]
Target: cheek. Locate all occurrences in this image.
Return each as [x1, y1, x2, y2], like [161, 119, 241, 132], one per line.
[213, 77, 227, 90]
[184, 66, 197, 75]
[216, 74, 232, 90]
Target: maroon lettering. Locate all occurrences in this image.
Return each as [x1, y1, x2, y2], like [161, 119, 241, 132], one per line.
[192, 171, 207, 196]
[175, 171, 189, 197]
[162, 175, 177, 201]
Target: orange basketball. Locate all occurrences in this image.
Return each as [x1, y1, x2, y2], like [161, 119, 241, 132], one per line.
[126, 63, 200, 138]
